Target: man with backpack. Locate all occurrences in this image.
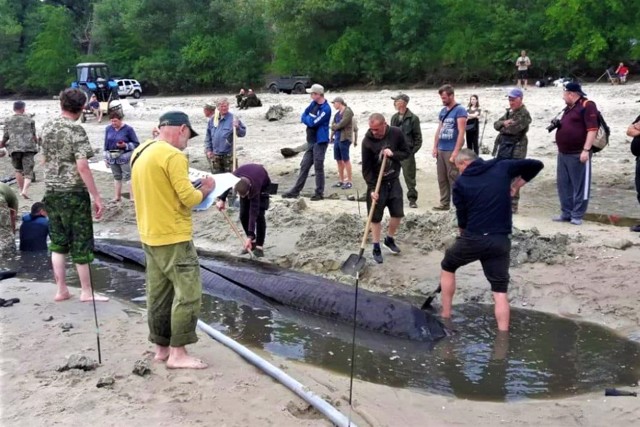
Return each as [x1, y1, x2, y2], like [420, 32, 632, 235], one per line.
[552, 83, 599, 225]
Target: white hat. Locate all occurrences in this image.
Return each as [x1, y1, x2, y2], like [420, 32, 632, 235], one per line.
[306, 84, 325, 95]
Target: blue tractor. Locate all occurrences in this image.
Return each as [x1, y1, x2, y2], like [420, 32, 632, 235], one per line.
[70, 62, 121, 122]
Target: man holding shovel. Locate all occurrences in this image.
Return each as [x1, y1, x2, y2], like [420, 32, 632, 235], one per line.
[361, 113, 410, 264]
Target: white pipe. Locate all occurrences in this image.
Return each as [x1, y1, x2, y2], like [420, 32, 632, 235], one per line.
[197, 320, 357, 427]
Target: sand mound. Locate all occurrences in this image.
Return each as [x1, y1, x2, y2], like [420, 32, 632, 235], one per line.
[98, 199, 136, 224]
[296, 212, 362, 249]
[395, 212, 458, 252]
[268, 199, 313, 227]
[511, 227, 575, 266]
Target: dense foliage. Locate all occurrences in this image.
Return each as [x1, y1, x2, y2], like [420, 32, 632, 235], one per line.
[1, 0, 639, 95]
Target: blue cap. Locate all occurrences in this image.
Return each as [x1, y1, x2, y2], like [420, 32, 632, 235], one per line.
[564, 82, 587, 97]
[507, 88, 524, 99]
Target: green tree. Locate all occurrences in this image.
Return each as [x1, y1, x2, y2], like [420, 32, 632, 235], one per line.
[25, 5, 78, 91]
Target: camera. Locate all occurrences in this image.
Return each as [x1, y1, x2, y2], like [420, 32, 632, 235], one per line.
[546, 118, 561, 133]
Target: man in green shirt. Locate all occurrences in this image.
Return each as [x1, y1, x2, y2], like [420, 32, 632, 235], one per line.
[0, 182, 18, 257]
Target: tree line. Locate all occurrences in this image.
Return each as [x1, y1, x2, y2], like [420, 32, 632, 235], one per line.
[1, 0, 639, 95]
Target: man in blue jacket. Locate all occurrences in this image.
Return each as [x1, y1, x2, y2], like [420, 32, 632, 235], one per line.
[439, 149, 544, 331]
[282, 84, 331, 201]
[19, 201, 49, 251]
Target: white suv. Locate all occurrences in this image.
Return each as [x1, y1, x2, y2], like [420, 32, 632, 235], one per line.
[115, 79, 142, 99]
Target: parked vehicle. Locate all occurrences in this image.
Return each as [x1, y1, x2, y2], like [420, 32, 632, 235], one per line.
[115, 79, 142, 99]
[70, 62, 121, 122]
[266, 75, 312, 94]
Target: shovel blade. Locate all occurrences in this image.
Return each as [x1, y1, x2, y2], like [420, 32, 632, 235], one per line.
[341, 254, 366, 276]
[420, 284, 442, 310]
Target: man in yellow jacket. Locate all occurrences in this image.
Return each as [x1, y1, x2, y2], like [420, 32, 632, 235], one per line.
[131, 111, 215, 369]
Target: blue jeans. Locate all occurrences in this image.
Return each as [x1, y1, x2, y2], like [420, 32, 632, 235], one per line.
[556, 152, 591, 220]
[288, 142, 328, 197]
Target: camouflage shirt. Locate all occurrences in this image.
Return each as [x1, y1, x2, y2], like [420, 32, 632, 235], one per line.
[492, 105, 532, 159]
[41, 116, 94, 191]
[0, 183, 17, 255]
[2, 114, 37, 154]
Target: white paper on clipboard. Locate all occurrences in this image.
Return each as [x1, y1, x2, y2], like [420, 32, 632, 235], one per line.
[190, 169, 240, 211]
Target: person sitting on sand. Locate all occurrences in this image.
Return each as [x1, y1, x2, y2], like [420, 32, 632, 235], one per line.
[236, 88, 245, 107]
[615, 62, 629, 84]
[89, 94, 103, 123]
[131, 111, 215, 369]
[19, 202, 49, 252]
[216, 163, 272, 258]
[40, 88, 108, 303]
[239, 89, 262, 110]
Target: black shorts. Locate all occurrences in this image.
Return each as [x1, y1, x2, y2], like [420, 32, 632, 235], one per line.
[441, 233, 511, 293]
[518, 70, 528, 80]
[366, 179, 404, 223]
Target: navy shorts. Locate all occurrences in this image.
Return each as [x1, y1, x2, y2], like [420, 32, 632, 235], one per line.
[333, 140, 351, 162]
[441, 233, 511, 293]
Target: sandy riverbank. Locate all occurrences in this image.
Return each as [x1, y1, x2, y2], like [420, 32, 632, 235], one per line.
[1, 83, 640, 425]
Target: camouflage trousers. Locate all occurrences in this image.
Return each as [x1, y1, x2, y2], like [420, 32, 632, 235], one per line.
[11, 152, 36, 176]
[209, 154, 235, 174]
[44, 190, 95, 264]
[0, 200, 16, 257]
[143, 241, 201, 347]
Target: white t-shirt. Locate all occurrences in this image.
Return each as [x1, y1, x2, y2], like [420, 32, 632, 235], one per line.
[516, 56, 531, 71]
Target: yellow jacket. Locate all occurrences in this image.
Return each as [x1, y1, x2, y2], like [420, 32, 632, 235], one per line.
[131, 139, 203, 246]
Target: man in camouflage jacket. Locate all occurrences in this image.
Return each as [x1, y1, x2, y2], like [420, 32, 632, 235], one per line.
[1, 101, 37, 198]
[492, 88, 532, 213]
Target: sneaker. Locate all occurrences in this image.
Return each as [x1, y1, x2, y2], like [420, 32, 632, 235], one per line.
[383, 236, 401, 254]
[341, 182, 353, 190]
[310, 194, 324, 201]
[630, 224, 640, 232]
[332, 181, 343, 188]
[570, 218, 582, 226]
[281, 192, 298, 199]
[432, 205, 449, 211]
[409, 200, 418, 209]
[253, 248, 265, 258]
[552, 216, 570, 222]
[372, 247, 383, 264]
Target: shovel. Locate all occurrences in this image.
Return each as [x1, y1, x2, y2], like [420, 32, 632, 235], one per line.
[420, 284, 441, 310]
[341, 155, 387, 276]
[220, 208, 255, 259]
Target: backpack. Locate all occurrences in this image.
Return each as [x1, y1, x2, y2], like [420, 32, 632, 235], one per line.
[582, 99, 610, 153]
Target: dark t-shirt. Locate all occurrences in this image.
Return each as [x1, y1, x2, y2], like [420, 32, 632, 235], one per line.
[634, 115, 640, 125]
[555, 98, 599, 154]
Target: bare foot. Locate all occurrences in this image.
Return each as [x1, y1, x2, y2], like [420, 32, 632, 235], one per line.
[80, 292, 110, 302]
[54, 291, 72, 302]
[20, 192, 30, 199]
[154, 346, 170, 362]
[166, 355, 208, 370]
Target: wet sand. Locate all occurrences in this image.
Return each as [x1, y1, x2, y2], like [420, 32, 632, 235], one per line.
[2, 83, 640, 425]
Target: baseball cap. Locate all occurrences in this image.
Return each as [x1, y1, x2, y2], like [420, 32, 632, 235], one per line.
[158, 111, 199, 138]
[564, 82, 587, 97]
[204, 101, 215, 110]
[507, 88, 524, 99]
[332, 96, 346, 105]
[391, 93, 410, 103]
[306, 84, 325, 95]
[13, 101, 25, 111]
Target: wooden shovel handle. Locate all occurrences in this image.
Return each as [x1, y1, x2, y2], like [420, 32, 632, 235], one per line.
[221, 208, 254, 258]
[359, 155, 388, 251]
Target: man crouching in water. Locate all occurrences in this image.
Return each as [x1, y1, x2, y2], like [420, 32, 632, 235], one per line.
[131, 111, 215, 369]
[439, 149, 543, 330]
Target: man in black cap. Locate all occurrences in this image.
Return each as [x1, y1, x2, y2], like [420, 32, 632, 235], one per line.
[552, 83, 598, 225]
[390, 93, 422, 208]
[131, 111, 215, 369]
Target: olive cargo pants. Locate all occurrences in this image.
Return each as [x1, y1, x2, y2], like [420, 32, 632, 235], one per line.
[143, 241, 202, 348]
[401, 154, 418, 203]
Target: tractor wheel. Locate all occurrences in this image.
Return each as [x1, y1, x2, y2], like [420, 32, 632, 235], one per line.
[269, 84, 279, 94]
[133, 90, 141, 99]
[293, 83, 305, 94]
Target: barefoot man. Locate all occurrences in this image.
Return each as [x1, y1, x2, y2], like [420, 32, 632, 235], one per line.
[131, 111, 215, 369]
[40, 88, 108, 303]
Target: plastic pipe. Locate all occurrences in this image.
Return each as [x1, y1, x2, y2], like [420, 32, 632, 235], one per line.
[197, 320, 357, 427]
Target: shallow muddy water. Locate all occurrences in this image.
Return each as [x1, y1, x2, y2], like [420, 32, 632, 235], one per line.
[2, 253, 639, 402]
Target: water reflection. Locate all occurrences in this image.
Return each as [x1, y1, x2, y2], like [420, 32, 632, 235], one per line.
[6, 255, 638, 402]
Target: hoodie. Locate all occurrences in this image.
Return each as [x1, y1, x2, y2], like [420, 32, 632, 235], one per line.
[361, 125, 410, 187]
[19, 213, 49, 251]
[454, 158, 544, 235]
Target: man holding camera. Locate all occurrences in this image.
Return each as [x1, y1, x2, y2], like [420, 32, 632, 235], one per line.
[552, 83, 598, 225]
